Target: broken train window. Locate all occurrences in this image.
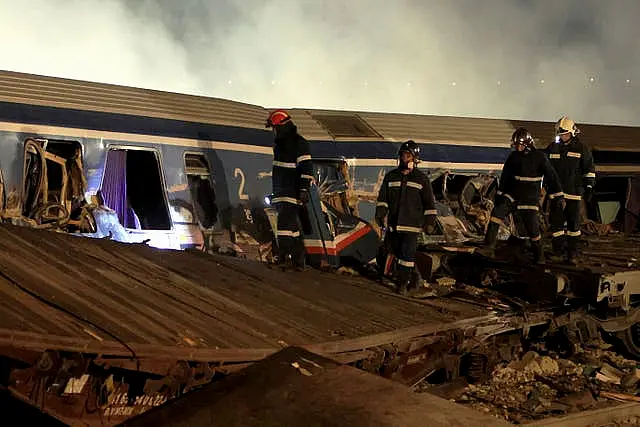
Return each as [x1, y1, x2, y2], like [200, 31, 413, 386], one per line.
[22, 138, 87, 225]
[100, 148, 172, 230]
[184, 153, 217, 229]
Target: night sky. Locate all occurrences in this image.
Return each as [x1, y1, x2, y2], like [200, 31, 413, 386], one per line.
[2, 0, 638, 125]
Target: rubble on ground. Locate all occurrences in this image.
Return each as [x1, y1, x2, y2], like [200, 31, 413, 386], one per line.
[583, 219, 618, 236]
[418, 339, 640, 424]
[598, 416, 640, 427]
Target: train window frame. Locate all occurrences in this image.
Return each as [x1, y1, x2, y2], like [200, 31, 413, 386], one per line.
[100, 145, 174, 231]
[183, 151, 217, 229]
[21, 138, 85, 220]
[184, 152, 212, 176]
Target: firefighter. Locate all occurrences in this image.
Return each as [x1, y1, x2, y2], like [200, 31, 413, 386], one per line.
[266, 110, 314, 270]
[375, 141, 437, 296]
[545, 116, 596, 264]
[478, 128, 563, 264]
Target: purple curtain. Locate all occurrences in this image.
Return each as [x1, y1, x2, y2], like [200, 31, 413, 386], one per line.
[101, 150, 140, 229]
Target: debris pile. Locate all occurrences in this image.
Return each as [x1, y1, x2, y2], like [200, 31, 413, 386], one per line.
[582, 219, 617, 236]
[439, 342, 640, 424]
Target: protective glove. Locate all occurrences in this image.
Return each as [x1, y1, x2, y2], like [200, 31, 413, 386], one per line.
[299, 189, 310, 204]
[424, 215, 437, 234]
[558, 197, 567, 211]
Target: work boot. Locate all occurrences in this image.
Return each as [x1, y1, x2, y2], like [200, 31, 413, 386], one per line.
[396, 281, 409, 297]
[567, 251, 579, 266]
[396, 266, 412, 296]
[547, 252, 564, 263]
[267, 254, 281, 269]
[292, 252, 307, 272]
[531, 241, 545, 265]
[280, 254, 295, 272]
[551, 235, 566, 255]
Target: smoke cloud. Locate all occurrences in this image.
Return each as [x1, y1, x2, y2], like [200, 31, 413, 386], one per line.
[2, 0, 639, 125]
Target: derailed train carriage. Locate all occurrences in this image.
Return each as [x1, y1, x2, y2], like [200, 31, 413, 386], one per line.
[4, 70, 640, 424]
[2, 71, 640, 331]
[0, 70, 516, 265]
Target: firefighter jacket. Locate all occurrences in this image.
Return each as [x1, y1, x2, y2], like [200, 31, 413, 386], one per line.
[498, 148, 563, 209]
[375, 168, 437, 233]
[544, 136, 596, 201]
[272, 123, 314, 204]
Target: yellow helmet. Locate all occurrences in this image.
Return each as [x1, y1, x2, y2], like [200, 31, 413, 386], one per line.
[555, 116, 579, 136]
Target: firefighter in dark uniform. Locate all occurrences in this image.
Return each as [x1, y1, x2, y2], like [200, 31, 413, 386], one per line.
[375, 141, 437, 295]
[478, 128, 563, 264]
[266, 110, 314, 269]
[545, 116, 596, 264]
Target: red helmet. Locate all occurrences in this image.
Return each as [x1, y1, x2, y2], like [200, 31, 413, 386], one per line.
[265, 110, 292, 128]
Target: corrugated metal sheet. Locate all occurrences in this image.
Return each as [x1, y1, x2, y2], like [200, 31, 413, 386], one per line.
[0, 223, 484, 361]
[0, 70, 267, 130]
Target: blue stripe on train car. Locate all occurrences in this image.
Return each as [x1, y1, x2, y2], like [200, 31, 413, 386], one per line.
[0, 101, 271, 147]
[311, 142, 510, 164]
[593, 150, 640, 165]
[0, 100, 510, 166]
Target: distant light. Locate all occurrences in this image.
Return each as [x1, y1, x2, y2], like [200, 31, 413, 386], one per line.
[407, 81, 412, 86]
[540, 79, 545, 84]
[227, 80, 233, 85]
[363, 81, 369, 87]
[451, 81, 457, 87]
[589, 76, 596, 83]
[497, 80, 502, 86]
[626, 79, 632, 84]
[271, 80, 276, 85]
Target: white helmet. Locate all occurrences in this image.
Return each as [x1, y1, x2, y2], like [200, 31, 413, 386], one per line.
[555, 116, 579, 137]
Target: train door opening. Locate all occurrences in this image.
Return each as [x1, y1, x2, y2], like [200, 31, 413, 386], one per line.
[100, 148, 172, 236]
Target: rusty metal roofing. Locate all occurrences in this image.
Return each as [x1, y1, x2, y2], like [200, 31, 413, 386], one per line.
[0, 223, 485, 363]
[2, 70, 639, 151]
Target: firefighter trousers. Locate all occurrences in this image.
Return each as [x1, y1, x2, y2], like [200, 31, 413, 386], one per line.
[274, 202, 305, 266]
[485, 195, 542, 257]
[549, 198, 581, 257]
[384, 231, 418, 286]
